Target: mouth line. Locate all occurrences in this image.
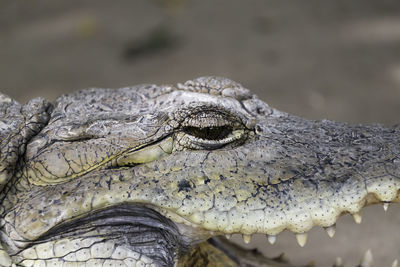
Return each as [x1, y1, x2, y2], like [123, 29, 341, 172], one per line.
[40, 190, 398, 239]
[221, 194, 398, 242]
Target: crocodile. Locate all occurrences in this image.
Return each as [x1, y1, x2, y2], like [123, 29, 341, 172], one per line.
[0, 76, 399, 266]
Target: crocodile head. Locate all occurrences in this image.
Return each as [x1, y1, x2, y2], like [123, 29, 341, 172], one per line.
[0, 77, 399, 266]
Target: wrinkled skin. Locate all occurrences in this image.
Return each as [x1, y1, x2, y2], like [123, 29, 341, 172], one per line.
[0, 77, 399, 266]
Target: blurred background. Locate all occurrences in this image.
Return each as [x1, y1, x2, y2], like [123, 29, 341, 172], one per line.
[1, 0, 400, 266]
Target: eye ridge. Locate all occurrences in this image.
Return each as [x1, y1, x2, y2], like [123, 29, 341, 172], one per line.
[183, 126, 233, 140]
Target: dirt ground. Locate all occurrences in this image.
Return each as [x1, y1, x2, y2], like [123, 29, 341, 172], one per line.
[1, 1, 400, 266]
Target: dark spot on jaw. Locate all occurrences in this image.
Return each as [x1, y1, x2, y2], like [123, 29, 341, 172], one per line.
[155, 187, 164, 194]
[178, 179, 192, 192]
[106, 177, 112, 190]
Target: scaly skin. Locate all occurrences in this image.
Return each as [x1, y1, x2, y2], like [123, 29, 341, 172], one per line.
[0, 77, 399, 266]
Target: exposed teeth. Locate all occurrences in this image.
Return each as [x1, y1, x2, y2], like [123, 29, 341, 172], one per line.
[324, 225, 336, 238]
[295, 233, 308, 247]
[217, 199, 398, 264]
[242, 234, 252, 244]
[383, 202, 390, 212]
[334, 257, 343, 267]
[352, 212, 362, 224]
[267, 234, 276, 245]
[360, 249, 373, 267]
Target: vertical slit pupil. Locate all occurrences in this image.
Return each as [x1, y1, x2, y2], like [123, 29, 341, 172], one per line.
[184, 126, 232, 140]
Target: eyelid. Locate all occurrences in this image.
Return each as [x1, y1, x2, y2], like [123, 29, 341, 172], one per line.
[172, 103, 239, 123]
[179, 107, 243, 128]
[171, 104, 251, 150]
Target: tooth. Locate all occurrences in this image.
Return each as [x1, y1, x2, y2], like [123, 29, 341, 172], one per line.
[242, 234, 252, 244]
[383, 202, 390, 212]
[225, 234, 232, 239]
[360, 249, 373, 267]
[352, 212, 362, 224]
[295, 233, 308, 247]
[392, 259, 399, 267]
[334, 257, 343, 267]
[267, 235, 276, 245]
[325, 225, 336, 238]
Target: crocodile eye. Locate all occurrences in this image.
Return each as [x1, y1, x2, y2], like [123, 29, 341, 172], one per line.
[176, 108, 247, 150]
[183, 126, 233, 140]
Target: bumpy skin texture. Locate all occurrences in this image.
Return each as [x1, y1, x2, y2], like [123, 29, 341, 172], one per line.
[0, 95, 50, 191]
[0, 77, 399, 266]
[0, 95, 50, 266]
